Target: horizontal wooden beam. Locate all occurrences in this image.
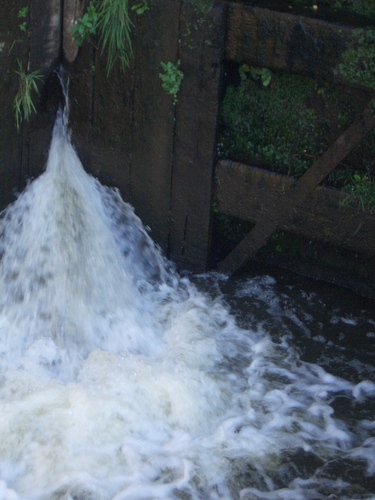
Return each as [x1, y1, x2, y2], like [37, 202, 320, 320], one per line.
[216, 106, 375, 275]
[216, 160, 375, 254]
[226, 3, 366, 88]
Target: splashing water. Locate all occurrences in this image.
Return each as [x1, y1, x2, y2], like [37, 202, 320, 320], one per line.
[0, 116, 374, 499]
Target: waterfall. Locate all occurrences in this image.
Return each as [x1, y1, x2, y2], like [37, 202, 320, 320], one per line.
[0, 102, 373, 499]
[0, 112, 174, 380]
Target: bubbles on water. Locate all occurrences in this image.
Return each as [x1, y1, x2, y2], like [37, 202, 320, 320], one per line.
[0, 120, 374, 498]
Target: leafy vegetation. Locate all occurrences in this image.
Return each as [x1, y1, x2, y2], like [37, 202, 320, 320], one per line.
[131, 0, 150, 14]
[72, 2, 98, 47]
[14, 61, 43, 130]
[220, 66, 375, 211]
[333, 0, 375, 19]
[239, 65, 272, 87]
[73, 0, 135, 75]
[96, 0, 133, 75]
[159, 61, 184, 104]
[220, 72, 339, 177]
[18, 6, 28, 32]
[335, 28, 375, 91]
[342, 173, 375, 212]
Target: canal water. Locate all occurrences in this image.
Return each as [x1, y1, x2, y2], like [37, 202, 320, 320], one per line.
[0, 114, 373, 499]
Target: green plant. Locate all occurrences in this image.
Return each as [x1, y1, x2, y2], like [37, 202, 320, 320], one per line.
[333, 0, 375, 19]
[220, 73, 333, 178]
[342, 172, 375, 212]
[239, 65, 272, 86]
[131, 0, 150, 14]
[97, 0, 133, 75]
[159, 60, 184, 104]
[72, 2, 98, 47]
[14, 61, 43, 130]
[18, 6, 28, 32]
[73, 0, 133, 75]
[335, 28, 375, 90]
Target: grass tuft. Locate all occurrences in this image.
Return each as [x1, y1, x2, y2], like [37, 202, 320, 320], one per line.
[14, 61, 43, 130]
[96, 0, 133, 76]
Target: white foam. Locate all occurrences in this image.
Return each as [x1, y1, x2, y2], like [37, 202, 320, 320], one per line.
[0, 119, 373, 498]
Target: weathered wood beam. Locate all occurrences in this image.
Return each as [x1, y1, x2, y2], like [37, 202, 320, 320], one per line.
[0, 0, 62, 211]
[168, 3, 226, 272]
[226, 3, 362, 88]
[216, 160, 375, 254]
[63, 0, 86, 62]
[127, 0, 180, 251]
[216, 106, 375, 275]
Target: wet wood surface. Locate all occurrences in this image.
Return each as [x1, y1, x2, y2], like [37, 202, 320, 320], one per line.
[169, 3, 226, 271]
[0, 0, 61, 209]
[70, 0, 225, 271]
[226, 3, 361, 87]
[216, 160, 375, 254]
[1, 0, 374, 276]
[129, 0, 180, 250]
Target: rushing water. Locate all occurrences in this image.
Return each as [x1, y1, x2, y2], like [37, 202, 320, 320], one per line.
[0, 115, 374, 499]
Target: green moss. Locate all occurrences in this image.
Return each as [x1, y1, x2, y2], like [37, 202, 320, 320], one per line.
[220, 73, 353, 178]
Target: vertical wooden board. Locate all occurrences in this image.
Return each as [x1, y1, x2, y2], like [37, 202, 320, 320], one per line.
[69, 43, 95, 170]
[29, 0, 61, 74]
[0, 0, 32, 209]
[130, 0, 180, 251]
[169, 3, 226, 272]
[63, 0, 86, 63]
[90, 36, 135, 200]
[27, 0, 61, 180]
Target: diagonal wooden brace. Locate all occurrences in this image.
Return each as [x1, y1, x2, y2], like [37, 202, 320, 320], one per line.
[217, 106, 375, 275]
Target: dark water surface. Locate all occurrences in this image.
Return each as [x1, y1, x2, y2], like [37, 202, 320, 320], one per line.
[192, 266, 375, 498]
[0, 116, 374, 498]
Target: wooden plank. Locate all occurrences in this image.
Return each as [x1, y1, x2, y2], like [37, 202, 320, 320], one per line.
[217, 106, 375, 275]
[216, 160, 375, 254]
[90, 34, 135, 200]
[29, 0, 61, 74]
[68, 5, 136, 200]
[0, 1, 25, 209]
[0, 0, 61, 211]
[63, 0, 86, 63]
[28, 0, 61, 181]
[226, 3, 357, 86]
[130, 0, 180, 252]
[169, 2, 226, 272]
